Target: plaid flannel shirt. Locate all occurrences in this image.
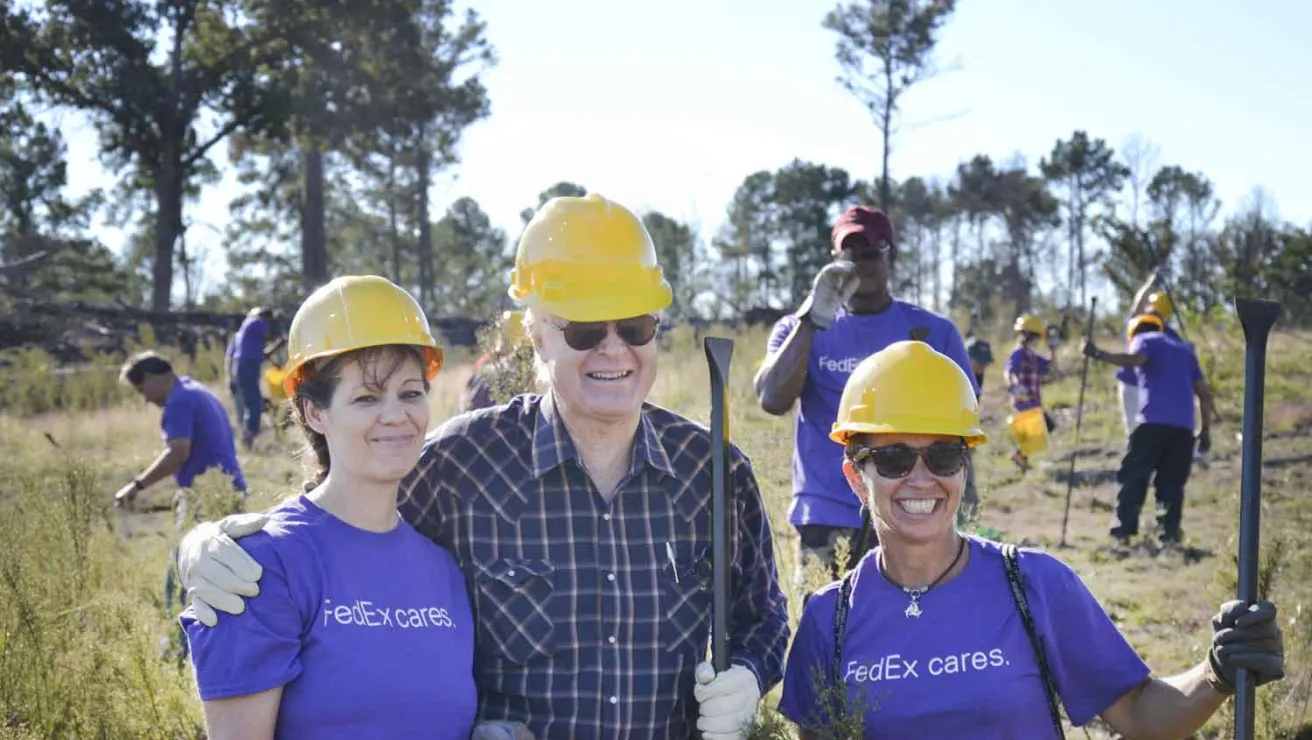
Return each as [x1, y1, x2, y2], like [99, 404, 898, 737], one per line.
[1006, 345, 1050, 412]
[398, 393, 790, 739]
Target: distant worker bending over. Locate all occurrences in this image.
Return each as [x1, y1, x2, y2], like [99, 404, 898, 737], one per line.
[114, 352, 247, 509]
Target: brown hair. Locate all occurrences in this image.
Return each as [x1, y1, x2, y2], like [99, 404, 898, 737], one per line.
[292, 345, 429, 491]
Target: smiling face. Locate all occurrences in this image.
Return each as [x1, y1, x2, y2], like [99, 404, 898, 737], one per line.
[843, 432, 966, 545]
[300, 347, 431, 486]
[530, 310, 658, 424]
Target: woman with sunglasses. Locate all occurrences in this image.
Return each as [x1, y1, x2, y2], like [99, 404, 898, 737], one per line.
[778, 340, 1285, 739]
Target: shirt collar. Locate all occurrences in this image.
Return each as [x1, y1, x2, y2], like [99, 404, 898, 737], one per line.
[530, 391, 676, 481]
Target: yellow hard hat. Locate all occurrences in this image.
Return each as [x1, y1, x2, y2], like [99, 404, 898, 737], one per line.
[831, 341, 987, 448]
[1126, 313, 1165, 342]
[498, 310, 526, 347]
[1014, 314, 1044, 335]
[262, 366, 289, 401]
[508, 193, 673, 322]
[1146, 291, 1174, 320]
[282, 275, 444, 397]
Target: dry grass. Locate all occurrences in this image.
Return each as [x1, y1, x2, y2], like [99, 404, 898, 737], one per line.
[2, 322, 1310, 738]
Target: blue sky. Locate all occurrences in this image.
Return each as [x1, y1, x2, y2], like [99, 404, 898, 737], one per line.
[55, 0, 1312, 299]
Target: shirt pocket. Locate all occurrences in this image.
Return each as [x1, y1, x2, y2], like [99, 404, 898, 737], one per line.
[661, 543, 713, 653]
[473, 557, 557, 665]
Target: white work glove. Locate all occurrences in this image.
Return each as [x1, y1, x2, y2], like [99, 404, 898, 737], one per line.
[694, 662, 761, 740]
[177, 512, 270, 627]
[470, 721, 535, 740]
[797, 262, 859, 330]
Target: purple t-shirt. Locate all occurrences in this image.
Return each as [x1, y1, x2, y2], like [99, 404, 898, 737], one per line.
[1115, 323, 1180, 384]
[162, 376, 246, 491]
[768, 302, 976, 528]
[181, 495, 477, 739]
[1129, 332, 1202, 431]
[234, 316, 270, 361]
[778, 538, 1150, 738]
[1005, 346, 1050, 412]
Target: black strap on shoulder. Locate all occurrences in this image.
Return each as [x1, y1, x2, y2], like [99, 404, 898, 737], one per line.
[829, 569, 857, 718]
[1002, 543, 1066, 740]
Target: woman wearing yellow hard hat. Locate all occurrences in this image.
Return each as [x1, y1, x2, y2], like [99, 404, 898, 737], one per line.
[179, 275, 479, 739]
[1005, 314, 1058, 473]
[778, 340, 1284, 738]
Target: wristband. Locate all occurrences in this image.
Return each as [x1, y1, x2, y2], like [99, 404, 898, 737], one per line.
[132, 478, 145, 491]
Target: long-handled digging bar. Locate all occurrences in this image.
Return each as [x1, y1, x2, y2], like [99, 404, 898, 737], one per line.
[704, 336, 734, 673]
[1233, 297, 1281, 740]
[1059, 296, 1097, 548]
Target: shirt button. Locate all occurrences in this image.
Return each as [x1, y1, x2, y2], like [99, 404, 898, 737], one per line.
[607, 572, 616, 582]
[507, 569, 516, 577]
[609, 696, 618, 705]
[608, 635, 617, 644]
[602, 512, 611, 521]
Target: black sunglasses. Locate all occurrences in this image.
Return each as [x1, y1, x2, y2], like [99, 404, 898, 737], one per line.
[851, 441, 968, 478]
[839, 235, 892, 263]
[546, 315, 660, 352]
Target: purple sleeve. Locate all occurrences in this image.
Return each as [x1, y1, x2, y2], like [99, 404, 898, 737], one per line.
[1031, 554, 1151, 725]
[1190, 348, 1203, 385]
[161, 396, 196, 442]
[1037, 355, 1051, 376]
[1004, 348, 1022, 375]
[1128, 334, 1153, 363]
[766, 315, 798, 355]
[180, 533, 305, 700]
[776, 592, 832, 727]
[936, 322, 980, 395]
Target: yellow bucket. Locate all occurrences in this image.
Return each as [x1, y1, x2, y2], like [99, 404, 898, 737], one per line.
[262, 366, 289, 402]
[1007, 406, 1048, 456]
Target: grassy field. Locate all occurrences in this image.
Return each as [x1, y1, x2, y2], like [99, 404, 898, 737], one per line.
[2, 319, 1311, 739]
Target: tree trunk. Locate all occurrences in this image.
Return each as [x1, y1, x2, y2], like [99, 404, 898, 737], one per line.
[948, 217, 961, 307]
[415, 136, 433, 308]
[151, 165, 182, 311]
[930, 224, 942, 312]
[1065, 191, 1077, 311]
[302, 141, 328, 292]
[388, 151, 401, 283]
[880, 114, 892, 213]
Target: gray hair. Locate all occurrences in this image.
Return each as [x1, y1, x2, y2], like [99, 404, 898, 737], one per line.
[520, 307, 553, 389]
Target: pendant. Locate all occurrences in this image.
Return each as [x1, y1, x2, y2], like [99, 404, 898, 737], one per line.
[904, 588, 925, 618]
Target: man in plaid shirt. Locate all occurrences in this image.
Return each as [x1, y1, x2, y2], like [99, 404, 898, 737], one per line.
[174, 193, 790, 739]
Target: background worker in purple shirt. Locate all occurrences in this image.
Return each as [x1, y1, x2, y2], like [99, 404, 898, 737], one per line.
[223, 334, 244, 431]
[231, 307, 285, 450]
[1085, 314, 1216, 546]
[1117, 270, 1182, 439]
[755, 205, 978, 584]
[179, 275, 479, 740]
[779, 340, 1284, 739]
[173, 194, 790, 740]
[114, 352, 247, 509]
